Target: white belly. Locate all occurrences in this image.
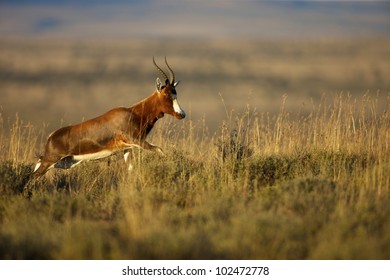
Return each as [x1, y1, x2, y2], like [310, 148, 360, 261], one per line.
[73, 150, 114, 161]
[35, 147, 139, 172]
[53, 150, 115, 169]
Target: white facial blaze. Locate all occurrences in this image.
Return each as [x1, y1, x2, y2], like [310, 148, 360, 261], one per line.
[172, 95, 185, 116]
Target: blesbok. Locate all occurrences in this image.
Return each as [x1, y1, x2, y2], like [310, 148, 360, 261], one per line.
[32, 57, 185, 177]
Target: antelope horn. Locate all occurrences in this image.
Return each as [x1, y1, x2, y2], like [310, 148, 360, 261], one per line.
[165, 57, 175, 85]
[153, 56, 169, 84]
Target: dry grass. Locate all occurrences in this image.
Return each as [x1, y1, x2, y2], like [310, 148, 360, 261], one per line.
[0, 92, 389, 259]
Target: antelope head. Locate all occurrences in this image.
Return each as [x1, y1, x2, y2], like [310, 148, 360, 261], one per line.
[153, 57, 186, 119]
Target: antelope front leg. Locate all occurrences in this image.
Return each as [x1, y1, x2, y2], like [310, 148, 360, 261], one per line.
[123, 150, 134, 171]
[140, 141, 165, 156]
[122, 141, 164, 171]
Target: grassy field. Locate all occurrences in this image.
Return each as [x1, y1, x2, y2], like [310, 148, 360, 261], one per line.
[0, 38, 390, 259]
[1, 93, 389, 259]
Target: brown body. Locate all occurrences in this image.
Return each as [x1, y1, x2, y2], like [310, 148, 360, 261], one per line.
[33, 58, 185, 177]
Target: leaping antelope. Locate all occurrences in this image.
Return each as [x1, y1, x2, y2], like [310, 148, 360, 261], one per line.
[33, 57, 185, 177]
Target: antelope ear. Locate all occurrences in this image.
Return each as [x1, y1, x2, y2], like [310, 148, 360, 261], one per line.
[174, 80, 180, 87]
[156, 78, 163, 93]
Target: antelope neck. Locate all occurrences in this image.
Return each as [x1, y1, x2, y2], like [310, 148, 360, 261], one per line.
[131, 92, 163, 124]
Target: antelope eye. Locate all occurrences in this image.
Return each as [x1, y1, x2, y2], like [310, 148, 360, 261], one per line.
[165, 91, 174, 100]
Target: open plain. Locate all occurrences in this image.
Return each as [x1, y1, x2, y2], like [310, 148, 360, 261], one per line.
[0, 38, 389, 259]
